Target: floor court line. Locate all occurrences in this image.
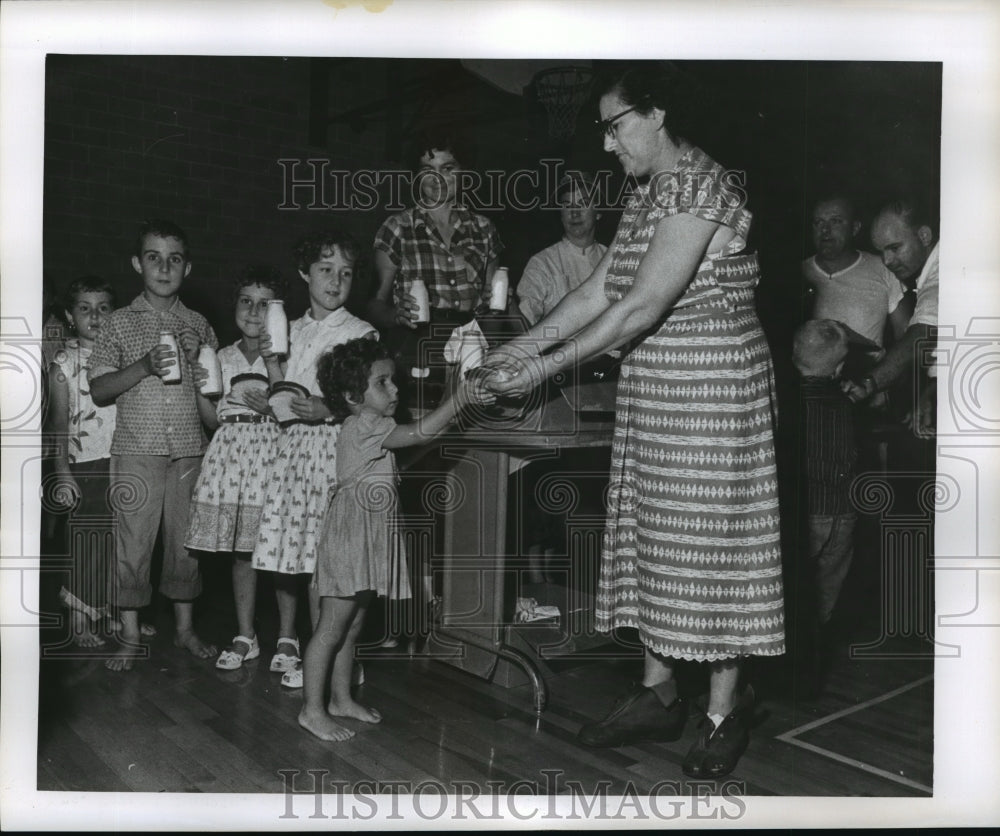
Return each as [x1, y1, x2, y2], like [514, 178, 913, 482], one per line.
[775, 674, 934, 794]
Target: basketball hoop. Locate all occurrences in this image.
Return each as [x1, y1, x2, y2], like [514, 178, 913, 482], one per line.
[532, 66, 594, 141]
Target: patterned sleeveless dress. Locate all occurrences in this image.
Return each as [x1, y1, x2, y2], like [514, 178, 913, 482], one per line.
[595, 146, 785, 661]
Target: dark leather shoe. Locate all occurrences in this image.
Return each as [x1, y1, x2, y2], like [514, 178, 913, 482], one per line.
[681, 685, 754, 778]
[577, 684, 687, 748]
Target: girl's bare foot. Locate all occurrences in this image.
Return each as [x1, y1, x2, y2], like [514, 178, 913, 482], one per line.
[105, 624, 143, 671]
[327, 698, 382, 724]
[70, 611, 105, 648]
[104, 645, 143, 671]
[173, 630, 218, 659]
[299, 707, 355, 742]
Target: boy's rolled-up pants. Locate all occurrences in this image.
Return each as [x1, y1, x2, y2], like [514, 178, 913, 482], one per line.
[109, 454, 203, 609]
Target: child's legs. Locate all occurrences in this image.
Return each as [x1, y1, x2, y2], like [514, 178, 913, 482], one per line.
[67, 459, 113, 610]
[809, 513, 857, 625]
[308, 582, 320, 630]
[273, 573, 299, 641]
[302, 595, 359, 715]
[159, 455, 204, 602]
[329, 592, 374, 711]
[110, 455, 166, 611]
[232, 554, 257, 638]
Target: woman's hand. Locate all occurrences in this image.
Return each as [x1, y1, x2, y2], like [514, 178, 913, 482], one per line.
[242, 388, 273, 416]
[394, 290, 419, 329]
[481, 356, 543, 399]
[290, 394, 331, 421]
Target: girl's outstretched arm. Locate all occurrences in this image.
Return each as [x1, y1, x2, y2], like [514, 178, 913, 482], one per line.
[382, 379, 471, 450]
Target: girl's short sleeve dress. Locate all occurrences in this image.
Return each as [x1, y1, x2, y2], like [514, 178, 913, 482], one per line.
[596, 146, 785, 662]
[314, 412, 412, 600]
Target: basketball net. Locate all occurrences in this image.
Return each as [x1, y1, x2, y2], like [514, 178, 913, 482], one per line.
[532, 66, 594, 141]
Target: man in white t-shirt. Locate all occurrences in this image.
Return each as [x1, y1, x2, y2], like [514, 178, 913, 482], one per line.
[517, 171, 607, 326]
[844, 198, 939, 436]
[802, 195, 911, 352]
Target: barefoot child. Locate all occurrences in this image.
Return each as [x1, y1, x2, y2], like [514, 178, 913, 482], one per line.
[297, 338, 476, 742]
[47, 276, 117, 647]
[185, 265, 286, 669]
[251, 231, 377, 678]
[89, 219, 218, 671]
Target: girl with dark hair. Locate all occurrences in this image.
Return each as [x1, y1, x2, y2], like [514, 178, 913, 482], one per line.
[184, 264, 287, 670]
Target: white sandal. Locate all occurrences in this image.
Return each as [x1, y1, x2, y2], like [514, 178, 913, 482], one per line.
[269, 637, 300, 672]
[281, 661, 363, 689]
[280, 666, 303, 688]
[215, 635, 260, 670]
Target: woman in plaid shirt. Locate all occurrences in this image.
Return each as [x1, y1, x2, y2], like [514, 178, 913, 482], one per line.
[369, 128, 503, 389]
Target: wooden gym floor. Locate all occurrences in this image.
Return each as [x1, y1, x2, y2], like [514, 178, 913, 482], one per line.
[36, 511, 934, 799]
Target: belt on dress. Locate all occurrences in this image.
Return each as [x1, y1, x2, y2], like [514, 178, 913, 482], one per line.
[219, 413, 275, 424]
[278, 418, 330, 429]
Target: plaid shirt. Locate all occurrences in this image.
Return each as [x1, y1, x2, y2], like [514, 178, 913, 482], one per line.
[373, 206, 503, 312]
[89, 294, 218, 459]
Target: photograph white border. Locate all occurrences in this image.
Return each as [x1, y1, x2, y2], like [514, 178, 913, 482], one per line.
[2, 0, 999, 828]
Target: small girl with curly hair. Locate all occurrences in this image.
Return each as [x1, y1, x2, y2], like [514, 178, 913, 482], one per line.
[297, 337, 475, 741]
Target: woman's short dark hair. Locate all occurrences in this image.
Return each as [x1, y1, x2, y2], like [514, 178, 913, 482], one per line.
[408, 124, 475, 172]
[230, 263, 287, 306]
[596, 62, 702, 146]
[64, 275, 116, 311]
[317, 337, 392, 422]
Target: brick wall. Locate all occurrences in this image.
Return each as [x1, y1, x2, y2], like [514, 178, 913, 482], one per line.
[44, 55, 392, 343]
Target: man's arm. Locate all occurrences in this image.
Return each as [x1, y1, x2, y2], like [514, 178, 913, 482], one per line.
[887, 292, 914, 343]
[844, 323, 933, 402]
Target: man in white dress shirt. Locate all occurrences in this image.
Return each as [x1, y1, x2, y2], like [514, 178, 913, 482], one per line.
[517, 171, 607, 326]
[844, 198, 939, 437]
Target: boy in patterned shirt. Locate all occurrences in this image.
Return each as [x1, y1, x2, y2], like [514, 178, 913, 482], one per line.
[89, 219, 218, 671]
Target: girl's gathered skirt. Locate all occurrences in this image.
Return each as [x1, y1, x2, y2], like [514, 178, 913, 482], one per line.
[252, 423, 339, 575]
[313, 476, 412, 600]
[186, 421, 280, 553]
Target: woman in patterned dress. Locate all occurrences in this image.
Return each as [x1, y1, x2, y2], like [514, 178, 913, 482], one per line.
[485, 63, 784, 777]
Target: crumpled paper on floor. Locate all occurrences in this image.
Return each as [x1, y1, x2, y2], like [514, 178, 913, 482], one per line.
[515, 597, 561, 624]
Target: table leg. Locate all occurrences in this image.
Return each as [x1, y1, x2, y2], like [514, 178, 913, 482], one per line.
[431, 447, 548, 713]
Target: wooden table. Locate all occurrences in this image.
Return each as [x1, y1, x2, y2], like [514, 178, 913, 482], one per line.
[424, 381, 617, 713]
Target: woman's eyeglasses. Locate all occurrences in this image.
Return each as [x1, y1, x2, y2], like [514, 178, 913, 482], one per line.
[595, 105, 639, 139]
